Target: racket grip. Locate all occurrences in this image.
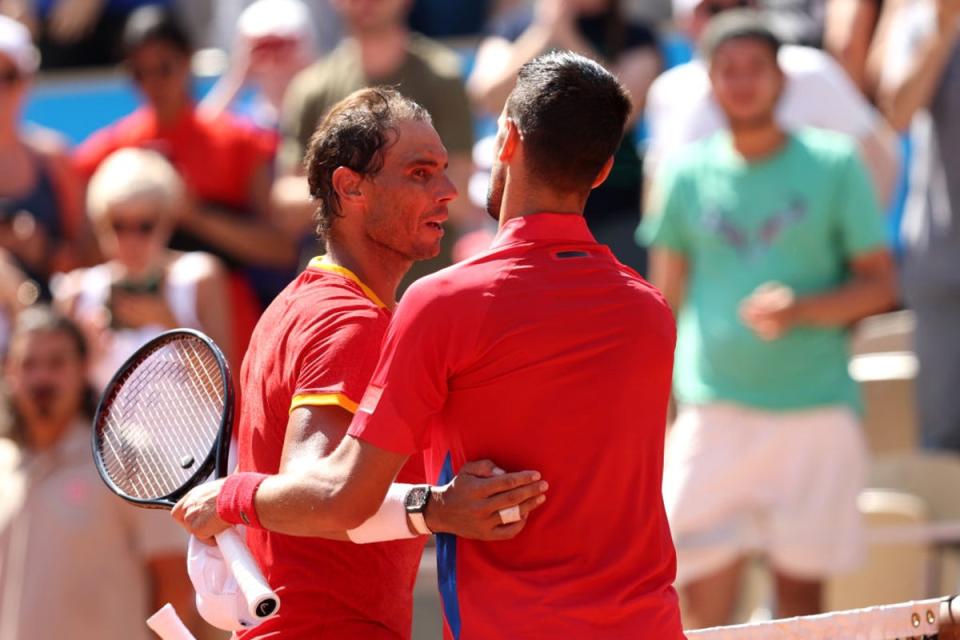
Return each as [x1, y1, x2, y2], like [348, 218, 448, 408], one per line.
[147, 603, 197, 640]
[214, 527, 281, 620]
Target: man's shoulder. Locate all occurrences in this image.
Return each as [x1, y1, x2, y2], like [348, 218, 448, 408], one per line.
[294, 269, 386, 316]
[405, 33, 465, 83]
[76, 108, 150, 157]
[791, 127, 860, 161]
[260, 269, 388, 341]
[401, 250, 507, 315]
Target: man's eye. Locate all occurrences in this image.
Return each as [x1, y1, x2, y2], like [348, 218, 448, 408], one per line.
[413, 169, 430, 179]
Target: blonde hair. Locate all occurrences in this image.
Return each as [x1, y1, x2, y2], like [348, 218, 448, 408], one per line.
[86, 148, 185, 222]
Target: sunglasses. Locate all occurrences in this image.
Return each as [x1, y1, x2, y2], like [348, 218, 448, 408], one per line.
[700, 0, 752, 16]
[0, 68, 21, 87]
[130, 61, 175, 84]
[110, 218, 158, 236]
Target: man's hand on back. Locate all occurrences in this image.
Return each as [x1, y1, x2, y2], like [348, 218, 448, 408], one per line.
[425, 460, 548, 541]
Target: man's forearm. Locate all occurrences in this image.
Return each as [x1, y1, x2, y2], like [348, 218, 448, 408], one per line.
[882, 26, 959, 130]
[253, 464, 381, 536]
[858, 123, 901, 208]
[793, 273, 897, 328]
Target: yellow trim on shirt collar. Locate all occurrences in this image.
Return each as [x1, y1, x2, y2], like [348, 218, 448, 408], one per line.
[308, 256, 388, 309]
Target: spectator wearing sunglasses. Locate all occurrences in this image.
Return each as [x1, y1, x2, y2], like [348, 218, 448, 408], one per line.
[73, 6, 297, 365]
[0, 15, 91, 302]
[642, 0, 900, 209]
[55, 147, 231, 392]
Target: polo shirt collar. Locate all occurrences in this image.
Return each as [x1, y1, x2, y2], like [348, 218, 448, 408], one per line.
[492, 212, 596, 248]
[308, 256, 389, 309]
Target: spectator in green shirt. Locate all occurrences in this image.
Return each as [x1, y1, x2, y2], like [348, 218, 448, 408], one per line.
[639, 9, 896, 630]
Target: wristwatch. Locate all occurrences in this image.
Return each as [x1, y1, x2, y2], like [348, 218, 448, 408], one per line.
[404, 485, 433, 535]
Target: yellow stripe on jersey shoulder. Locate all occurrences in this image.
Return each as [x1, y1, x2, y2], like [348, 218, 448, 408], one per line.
[289, 393, 359, 414]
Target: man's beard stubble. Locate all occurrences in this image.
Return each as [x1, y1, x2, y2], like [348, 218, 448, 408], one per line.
[486, 166, 505, 222]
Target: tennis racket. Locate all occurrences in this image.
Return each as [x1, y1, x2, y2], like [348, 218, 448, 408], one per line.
[92, 329, 280, 621]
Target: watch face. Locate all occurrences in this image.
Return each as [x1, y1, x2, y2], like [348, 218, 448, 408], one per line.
[405, 486, 429, 511]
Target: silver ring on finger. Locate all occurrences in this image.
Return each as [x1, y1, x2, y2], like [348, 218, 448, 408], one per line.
[498, 505, 521, 525]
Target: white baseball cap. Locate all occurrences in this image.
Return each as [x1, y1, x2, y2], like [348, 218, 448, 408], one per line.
[0, 15, 39, 75]
[187, 534, 267, 632]
[238, 0, 314, 44]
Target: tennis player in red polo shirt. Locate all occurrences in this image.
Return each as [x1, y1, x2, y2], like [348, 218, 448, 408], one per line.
[175, 87, 548, 639]
[176, 53, 684, 639]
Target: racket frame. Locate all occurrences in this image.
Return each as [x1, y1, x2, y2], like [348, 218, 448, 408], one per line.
[91, 328, 235, 509]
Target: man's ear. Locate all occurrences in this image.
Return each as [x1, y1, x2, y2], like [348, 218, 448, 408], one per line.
[331, 166, 363, 202]
[498, 119, 521, 162]
[591, 156, 615, 189]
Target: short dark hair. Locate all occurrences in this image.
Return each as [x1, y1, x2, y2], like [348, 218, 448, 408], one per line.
[505, 51, 631, 194]
[123, 5, 192, 58]
[701, 9, 782, 61]
[304, 87, 431, 245]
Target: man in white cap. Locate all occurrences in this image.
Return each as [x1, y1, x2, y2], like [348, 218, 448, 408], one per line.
[642, 0, 900, 207]
[199, 0, 316, 129]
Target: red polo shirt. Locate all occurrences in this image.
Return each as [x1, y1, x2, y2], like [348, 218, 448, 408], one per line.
[349, 213, 684, 639]
[237, 257, 426, 639]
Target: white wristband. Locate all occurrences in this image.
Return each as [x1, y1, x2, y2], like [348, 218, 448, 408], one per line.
[346, 483, 422, 544]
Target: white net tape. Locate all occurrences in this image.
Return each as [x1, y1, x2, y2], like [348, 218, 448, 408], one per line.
[687, 597, 956, 639]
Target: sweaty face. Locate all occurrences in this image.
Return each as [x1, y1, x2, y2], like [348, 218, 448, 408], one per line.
[361, 119, 456, 261]
[5, 330, 86, 429]
[709, 37, 783, 131]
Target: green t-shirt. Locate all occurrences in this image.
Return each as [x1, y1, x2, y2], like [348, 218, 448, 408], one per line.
[639, 129, 886, 411]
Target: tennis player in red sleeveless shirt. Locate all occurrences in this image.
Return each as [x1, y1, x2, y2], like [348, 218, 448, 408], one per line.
[176, 88, 548, 638]
[176, 55, 683, 638]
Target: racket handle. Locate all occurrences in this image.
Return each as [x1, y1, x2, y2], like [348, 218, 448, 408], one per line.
[214, 527, 281, 620]
[146, 603, 197, 640]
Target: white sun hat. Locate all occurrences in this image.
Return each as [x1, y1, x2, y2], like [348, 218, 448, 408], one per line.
[0, 15, 39, 75]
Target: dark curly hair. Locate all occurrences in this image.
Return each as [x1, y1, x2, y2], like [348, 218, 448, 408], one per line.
[304, 87, 431, 247]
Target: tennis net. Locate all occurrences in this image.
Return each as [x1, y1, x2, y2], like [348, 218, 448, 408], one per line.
[686, 596, 960, 639]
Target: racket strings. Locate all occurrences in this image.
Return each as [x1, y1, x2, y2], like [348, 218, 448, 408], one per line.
[97, 338, 226, 501]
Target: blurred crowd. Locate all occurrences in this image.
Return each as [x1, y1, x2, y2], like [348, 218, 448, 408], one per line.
[0, 0, 957, 637]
